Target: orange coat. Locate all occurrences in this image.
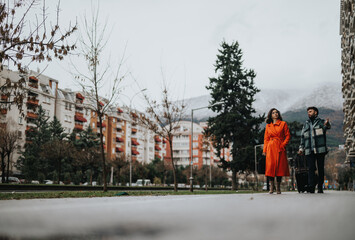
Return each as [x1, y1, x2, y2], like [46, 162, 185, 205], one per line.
[263, 120, 290, 177]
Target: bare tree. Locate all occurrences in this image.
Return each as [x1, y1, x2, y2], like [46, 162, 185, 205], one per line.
[137, 83, 186, 192]
[0, 0, 76, 110]
[0, 125, 17, 183]
[40, 139, 73, 184]
[110, 153, 127, 186]
[74, 4, 125, 192]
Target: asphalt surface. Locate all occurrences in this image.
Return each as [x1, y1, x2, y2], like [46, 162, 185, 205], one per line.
[0, 191, 354, 240]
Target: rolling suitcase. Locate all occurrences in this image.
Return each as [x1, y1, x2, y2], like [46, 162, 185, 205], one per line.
[295, 154, 309, 193]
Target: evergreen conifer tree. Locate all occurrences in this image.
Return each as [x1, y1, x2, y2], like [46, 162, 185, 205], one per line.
[206, 40, 264, 190]
[18, 106, 50, 182]
[40, 117, 72, 183]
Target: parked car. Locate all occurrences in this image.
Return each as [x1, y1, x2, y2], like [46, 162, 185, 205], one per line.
[0, 177, 21, 184]
[82, 181, 97, 186]
[45, 180, 64, 185]
[135, 179, 152, 186]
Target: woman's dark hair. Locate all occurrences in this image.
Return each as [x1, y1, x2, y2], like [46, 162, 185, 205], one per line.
[266, 108, 283, 124]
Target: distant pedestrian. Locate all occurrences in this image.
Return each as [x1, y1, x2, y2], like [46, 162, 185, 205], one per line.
[263, 108, 291, 194]
[298, 107, 331, 193]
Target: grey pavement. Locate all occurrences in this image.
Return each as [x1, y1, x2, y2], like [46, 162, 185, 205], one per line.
[0, 191, 354, 240]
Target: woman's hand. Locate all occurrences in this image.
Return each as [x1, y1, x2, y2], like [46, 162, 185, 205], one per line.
[262, 152, 266, 156]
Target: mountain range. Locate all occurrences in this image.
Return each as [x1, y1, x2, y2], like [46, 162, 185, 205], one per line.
[183, 82, 343, 119]
[182, 82, 344, 146]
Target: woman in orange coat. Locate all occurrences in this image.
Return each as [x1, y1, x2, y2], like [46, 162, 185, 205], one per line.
[262, 108, 290, 194]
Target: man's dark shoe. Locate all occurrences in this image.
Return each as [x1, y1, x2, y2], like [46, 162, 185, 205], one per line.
[307, 186, 315, 193]
[318, 189, 324, 193]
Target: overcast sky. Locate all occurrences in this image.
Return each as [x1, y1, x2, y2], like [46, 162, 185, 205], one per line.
[29, 0, 341, 109]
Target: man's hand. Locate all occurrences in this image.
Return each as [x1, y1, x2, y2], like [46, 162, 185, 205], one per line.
[324, 118, 330, 126]
[298, 149, 304, 155]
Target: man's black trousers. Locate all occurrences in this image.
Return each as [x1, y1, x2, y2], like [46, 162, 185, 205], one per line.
[306, 152, 325, 192]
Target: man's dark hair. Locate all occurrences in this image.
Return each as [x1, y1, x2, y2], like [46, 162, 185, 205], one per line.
[266, 108, 283, 124]
[307, 106, 319, 115]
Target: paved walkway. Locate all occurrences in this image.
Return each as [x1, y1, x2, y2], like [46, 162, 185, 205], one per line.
[0, 191, 354, 240]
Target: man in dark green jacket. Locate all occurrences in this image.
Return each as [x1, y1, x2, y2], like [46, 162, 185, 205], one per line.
[298, 107, 331, 193]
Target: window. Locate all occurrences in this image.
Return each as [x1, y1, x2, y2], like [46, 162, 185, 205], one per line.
[193, 150, 198, 155]
[193, 142, 198, 148]
[193, 135, 198, 140]
[113, 118, 115, 123]
[17, 131, 22, 139]
[92, 122, 95, 128]
[112, 148, 115, 154]
[18, 117, 23, 124]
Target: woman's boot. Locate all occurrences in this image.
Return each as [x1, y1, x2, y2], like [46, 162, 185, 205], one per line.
[276, 182, 281, 194]
[269, 181, 274, 194]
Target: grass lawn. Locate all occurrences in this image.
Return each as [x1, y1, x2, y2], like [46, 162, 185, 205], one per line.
[0, 190, 255, 200]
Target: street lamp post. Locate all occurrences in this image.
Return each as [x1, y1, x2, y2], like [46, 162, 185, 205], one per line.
[190, 101, 223, 192]
[254, 144, 264, 191]
[127, 88, 147, 187]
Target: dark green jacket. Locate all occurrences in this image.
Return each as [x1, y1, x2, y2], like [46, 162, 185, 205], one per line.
[299, 116, 331, 155]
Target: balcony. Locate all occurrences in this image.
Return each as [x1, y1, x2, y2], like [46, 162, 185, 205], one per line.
[155, 145, 162, 151]
[1, 94, 8, 101]
[97, 121, 107, 128]
[29, 76, 38, 82]
[116, 147, 124, 153]
[155, 154, 161, 159]
[131, 128, 137, 133]
[75, 112, 87, 122]
[116, 137, 124, 142]
[27, 97, 39, 106]
[155, 136, 162, 142]
[132, 149, 140, 155]
[132, 156, 137, 162]
[117, 108, 123, 113]
[131, 139, 140, 146]
[76, 93, 85, 101]
[0, 109, 7, 114]
[28, 82, 38, 89]
[27, 112, 38, 119]
[74, 123, 83, 131]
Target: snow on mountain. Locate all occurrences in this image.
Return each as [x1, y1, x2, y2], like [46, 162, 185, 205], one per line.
[183, 82, 343, 120]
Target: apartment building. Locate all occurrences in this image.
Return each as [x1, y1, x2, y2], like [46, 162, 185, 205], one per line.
[0, 68, 59, 174]
[340, 0, 355, 165]
[0, 68, 165, 175]
[168, 121, 231, 169]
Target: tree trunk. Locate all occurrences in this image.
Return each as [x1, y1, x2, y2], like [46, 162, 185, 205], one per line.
[231, 170, 238, 190]
[205, 166, 208, 191]
[117, 167, 120, 186]
[90, 168, 93, 185]
[98, 114, 107, 192]
[1, 154, 6, 183]
[58, 159, 62, 184]
[6, 153, 11, 182]
[169, 141, 177, 192]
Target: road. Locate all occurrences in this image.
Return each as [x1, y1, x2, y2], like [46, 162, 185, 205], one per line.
[0, 191, 354, 240]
